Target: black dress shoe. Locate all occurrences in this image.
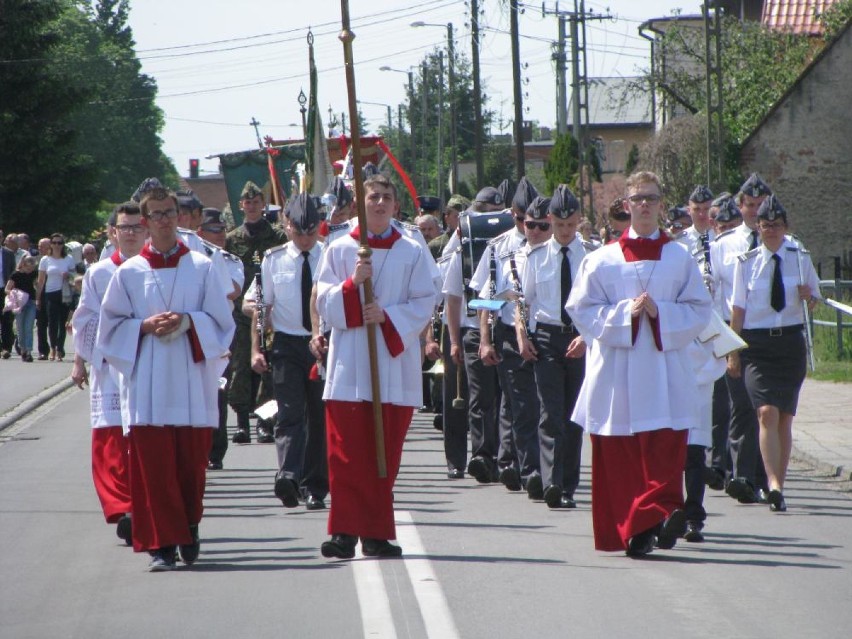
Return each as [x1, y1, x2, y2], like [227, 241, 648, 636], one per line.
[207, 460, 223, 471]
[179, 525, 200, 565]
[305, 495, 326, 510]
[704, 466, 725, 491]
[447, 468, 464, 480]
[274, 476, 299, 508]
[767, 489, 787, 512]
[361, 538, 403, 558]
[499, 467, 522, 492]
[467, 456, 491, 484]
[256, 423, 274, 444]
[543, 484, 563, 508]
[433, 414, 443, 431]
[321, 534, 357, 559]
[525, 475, 544, 500]
[683, 520, 705, 543]
[656, 509, 687, 550]
[626, 530, 656, 558]
[115, 514, 132, 546]
[560, 494, 577, 509]
[756, 488, 769, 504]
[232, 428, 250, 444]
[726, 477, 757, 504]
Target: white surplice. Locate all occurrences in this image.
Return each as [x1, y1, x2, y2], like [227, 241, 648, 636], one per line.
[565, 240, 712, 436]
[97, 248, 235, 430]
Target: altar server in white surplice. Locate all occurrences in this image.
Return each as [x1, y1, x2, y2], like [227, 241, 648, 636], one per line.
[566, 171, 711, 558]
[97, 187, 235, 572]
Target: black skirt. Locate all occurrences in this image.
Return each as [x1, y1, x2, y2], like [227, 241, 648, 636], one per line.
[740, 328, 806, 414]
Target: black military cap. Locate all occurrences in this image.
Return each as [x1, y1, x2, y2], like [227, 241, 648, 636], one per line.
[200, 207, 225, 229]
[131, 177, 165, 203]
[512, 177, 539, 214]
[526, 196, 551, 220]
[711, 192, 732, 208]
[548, 185, 580, 219]
[608, 197, 630, 221]
[689, 185, 714, 204]
[418, 196, 442, 213]
[325, 176, 353, 208]
[176, 189, 203, 211]
[475, 186, 503, 207]
[714, 197, 742, 223]
[362, 162, 379, 178]
[241, 180, 263, 200]
[286, 192, 321, 233]
[739, 173, 772, 198]
[497, 179, 516, 208]
[757, 194, 787, 223]
[667, 205, 690, 222]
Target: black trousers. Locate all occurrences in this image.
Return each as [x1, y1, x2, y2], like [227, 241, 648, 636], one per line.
[494, 322, 541, 481]
[462, 328, 499, 473]
[209, 362, 232, 465]
[44, 290, 68, 354]
[441, 324, 470, 472]
[685, 444, 707, 522]
[0, 305, 13, 352]
[270, 332, 327, 499]
[726, 371, 767, 490]
[531, 324, 585, 496]
[710, 375, 731, 474]
[36, 288, 49, 356]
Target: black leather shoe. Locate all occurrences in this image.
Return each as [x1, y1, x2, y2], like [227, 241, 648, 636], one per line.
[499, 467, 522, 492]
[207, 460, 223, 470]
[767, 489, 787, 512]
[560, 494, 577, 509]
[274, 476, 299, 508]
[447, 468, 464, 480]
[683, 520, 705, 543]
[467, 456, 491, 484]
[433, 414, 443, 431]
[179, 525, 200, 565]
[656, 509, 687, 550]
[544, 484, 563, 508]
[361, 538, 403, 558]
[115, 514, 132, 546]
[704, 466, 725, 491]
[256, 422, 274, 444]
[526, 474, 544, 500]
[756, 488, 769, 504]
[626, 530, 656, 558]
[305, 495, 326, 510]
[232, 428, 250, 444]
[321, 534, 357, 559]
[726, 477, 757, 504]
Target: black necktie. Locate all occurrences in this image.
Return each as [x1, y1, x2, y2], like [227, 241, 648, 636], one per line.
[771, 253, 785, 312]
[749, 230, 759, 251]
[301, 251, 312, 332]
[560, 246, 572, 326]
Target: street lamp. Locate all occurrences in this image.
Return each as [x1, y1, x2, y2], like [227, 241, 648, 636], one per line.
[357, 100, 393, 135]
[411, 21, 458, 195]
[298, 89, 308, 141]
[379, 65, 416, 186]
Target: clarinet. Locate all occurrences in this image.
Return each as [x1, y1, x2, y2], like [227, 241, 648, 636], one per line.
[508, 252, 530, 339]
[252, 251, 269, 364]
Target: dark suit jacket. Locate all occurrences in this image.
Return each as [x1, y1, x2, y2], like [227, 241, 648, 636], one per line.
[1, 247, 16, 287]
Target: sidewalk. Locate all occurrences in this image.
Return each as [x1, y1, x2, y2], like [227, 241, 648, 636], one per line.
[0, 352, 75, 430]
[792, 378, 852, 481]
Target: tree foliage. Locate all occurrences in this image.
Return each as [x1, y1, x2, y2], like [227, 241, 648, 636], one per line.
[543, 134, 579, 194]
[638, 115, 707, 205]
[820, 0, 852, 40]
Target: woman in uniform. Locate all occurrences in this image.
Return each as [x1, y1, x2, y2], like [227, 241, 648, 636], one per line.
[727, 195, 819, 513]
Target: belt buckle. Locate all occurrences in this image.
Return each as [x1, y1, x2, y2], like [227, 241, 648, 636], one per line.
[769, 327, 782, 337]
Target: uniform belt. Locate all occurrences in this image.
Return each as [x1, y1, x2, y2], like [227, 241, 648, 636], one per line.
[274, 331, 311, 340]
[536, 322, 578, 334]
[741, 325, 803, 338]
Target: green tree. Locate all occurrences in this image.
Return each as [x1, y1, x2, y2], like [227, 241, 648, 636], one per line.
[543, 134, 579, 193]
[0, 0, 100, 239]
[625, 143, 640, 175]
[820, 0, 852, 39]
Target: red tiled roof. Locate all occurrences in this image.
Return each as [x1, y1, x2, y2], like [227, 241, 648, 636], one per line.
[762, 0, 841, 35]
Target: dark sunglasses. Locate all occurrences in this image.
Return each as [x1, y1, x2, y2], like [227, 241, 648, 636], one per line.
[524, 221, 551, 231]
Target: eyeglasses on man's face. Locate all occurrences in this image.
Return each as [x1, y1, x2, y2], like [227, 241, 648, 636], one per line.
[115, 224, 146, 234]
[524, 221, 551, 231]
[146, 208, 178, 222]
[627, 194, 661, 205]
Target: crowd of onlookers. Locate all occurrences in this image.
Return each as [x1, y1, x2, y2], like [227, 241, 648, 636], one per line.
[1, 229, 100, 363]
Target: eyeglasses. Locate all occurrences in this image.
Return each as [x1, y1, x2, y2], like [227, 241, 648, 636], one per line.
[524, 221, 551, 231]
[115, 224, 146, 234]
[146, 208, 178, 222]
[627, 194, 662, 204]
[758, 222, 785, 231]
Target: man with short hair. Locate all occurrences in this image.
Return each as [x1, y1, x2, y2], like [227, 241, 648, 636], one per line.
[97, 187, 235, 571]
[427, 195, 468, 259]
[81, 243, 98, 270]
[566, 171, 711, 557]
[316, 174, 436, 559]
[414, 213, 441, 243]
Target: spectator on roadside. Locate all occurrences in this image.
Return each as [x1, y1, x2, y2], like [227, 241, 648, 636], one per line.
[35, 238, 51, 360]
[414, 214, 441, 243]
[0, 230, 17, 359]
[81, 244, 98, 271]
[36, 233, 76, 361]
[4, 255, 38, 362]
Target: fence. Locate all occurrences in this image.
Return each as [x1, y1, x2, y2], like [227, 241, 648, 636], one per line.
[816, 279, 852, 356]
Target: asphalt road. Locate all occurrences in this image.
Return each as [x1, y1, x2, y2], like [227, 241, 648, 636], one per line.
[1, 380, 851, 639]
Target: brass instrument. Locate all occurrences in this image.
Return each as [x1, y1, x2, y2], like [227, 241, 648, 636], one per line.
[252, 251, 269, 363]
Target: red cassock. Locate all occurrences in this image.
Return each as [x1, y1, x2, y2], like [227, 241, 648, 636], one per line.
[91, 426, 131, 523]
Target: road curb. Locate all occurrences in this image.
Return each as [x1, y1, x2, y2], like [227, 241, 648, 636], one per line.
[0, 377, 76, 433]
[791, 444, 851, 482]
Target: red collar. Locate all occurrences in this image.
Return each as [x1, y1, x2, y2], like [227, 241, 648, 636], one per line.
[349, 225, 402, 249]
[618, 233, 670, 262]
[140, 241, 190, 269]
[110, 251, 124, 266]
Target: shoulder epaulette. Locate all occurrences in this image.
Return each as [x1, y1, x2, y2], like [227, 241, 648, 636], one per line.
[178, 227, 198, 237]
[328, 222, 350, 234]
[395, 220, 420, 234]
[581, 240, 599, 252]
[526, 243, 546, 256]
[497, 247, 519, 260]
[436, 248, 459, 264]
[737, 248, 760, 262]
[712, 229, 735, 242]
[263, 245, 287, 258]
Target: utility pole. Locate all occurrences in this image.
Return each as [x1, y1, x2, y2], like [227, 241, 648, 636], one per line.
[703, 3, 725, 192]
[510, 0, 525, 179]
[437, 50, 445, 199]
[470, 0, 485, 188]
[553, 16, 568, 136]
[421, 60, 429, 193]
[249, 117, 263, 149]
[447, 23, 459, 193]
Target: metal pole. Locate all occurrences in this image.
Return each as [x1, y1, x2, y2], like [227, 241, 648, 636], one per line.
[555, 16, 568, 136]
[421, 60, 428, 193]
[471, 0, 485, 187]
[437, 50, 444, 199]
[510, 0, 525, 178]
[448, 23, 459, 193]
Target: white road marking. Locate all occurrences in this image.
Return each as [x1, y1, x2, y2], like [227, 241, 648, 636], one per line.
[353, 548, 398, 639]
[395, 511, 461, 639]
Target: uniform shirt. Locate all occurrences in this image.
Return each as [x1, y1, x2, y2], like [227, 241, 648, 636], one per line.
[520, 235, 588, 330]
[244, 242, 322, 335]
[677, 226, 716, 255]
[732, 238, 821, 329]
[179, 228, 241, 295]
[710, 223, 757, 320]
[442, 249, 480, 330]
[469, 227, 526, 325]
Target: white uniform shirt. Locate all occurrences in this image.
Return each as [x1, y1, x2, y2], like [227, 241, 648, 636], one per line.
[442, 249, 479, 330]
[469, 227, 526, 325]
[731, 238, 820, 329]
[710, 223, 758, 320]
[678, 226, 717, 255]
[521, 235, 588, 330]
